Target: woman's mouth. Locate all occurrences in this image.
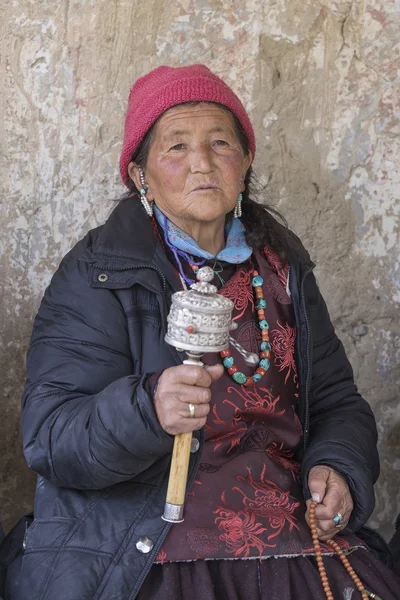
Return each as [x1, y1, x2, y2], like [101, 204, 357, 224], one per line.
[193, 185, 218, 191]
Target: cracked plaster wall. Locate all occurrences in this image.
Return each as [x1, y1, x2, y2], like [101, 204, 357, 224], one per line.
[1, 0, 399, 538]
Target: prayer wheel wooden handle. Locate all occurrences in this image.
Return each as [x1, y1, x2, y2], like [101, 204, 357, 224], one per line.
[162, 431, 193, 523]
[162, 356, 202, 524]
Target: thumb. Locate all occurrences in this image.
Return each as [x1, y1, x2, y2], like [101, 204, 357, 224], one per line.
[204, 364, 224, 382]
[308, 465, 330, 504]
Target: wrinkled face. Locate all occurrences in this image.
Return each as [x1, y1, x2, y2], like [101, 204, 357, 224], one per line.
[129, 103, 252, 226]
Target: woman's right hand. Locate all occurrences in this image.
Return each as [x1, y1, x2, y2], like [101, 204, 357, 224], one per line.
[154, 364, 224, 435]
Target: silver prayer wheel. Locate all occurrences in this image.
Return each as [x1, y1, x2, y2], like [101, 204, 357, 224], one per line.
[165, 266, 234, 354]
[162, 266, 234, 524]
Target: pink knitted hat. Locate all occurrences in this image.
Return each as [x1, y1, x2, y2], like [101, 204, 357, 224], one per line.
[119, 64, 256, 186]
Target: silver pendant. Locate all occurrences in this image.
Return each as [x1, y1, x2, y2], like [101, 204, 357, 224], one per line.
[228, 335, 259, 366]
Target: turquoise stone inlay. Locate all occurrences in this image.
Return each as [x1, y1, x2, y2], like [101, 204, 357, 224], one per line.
[232, 371, 247, 384]
[259, 319, 269, 330]
[260, 358, 270, 370]
[252, 373, 262, 383]
[223, 356, 234, 368]
[256, 299, 267, 309]
[252, 275, 264, 287]
[260, 341, 271, 352]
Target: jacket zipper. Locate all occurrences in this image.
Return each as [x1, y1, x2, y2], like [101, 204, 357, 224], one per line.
[300, 264, 314, 451]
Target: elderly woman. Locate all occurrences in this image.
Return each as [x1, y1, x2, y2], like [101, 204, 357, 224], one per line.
[15, 65, 400, 600]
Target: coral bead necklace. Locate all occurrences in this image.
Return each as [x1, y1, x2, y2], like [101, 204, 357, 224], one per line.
[219, 269, 272, 386]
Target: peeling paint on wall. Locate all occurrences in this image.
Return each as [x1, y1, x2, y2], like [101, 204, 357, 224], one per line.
[1, 0, 399, 538]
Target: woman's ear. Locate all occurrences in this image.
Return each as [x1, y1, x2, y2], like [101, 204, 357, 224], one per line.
[239, 153, 253, 192]
[127, 162, 155, 201]
[245, 151, 253, 174]
[127, 162, 142, 191]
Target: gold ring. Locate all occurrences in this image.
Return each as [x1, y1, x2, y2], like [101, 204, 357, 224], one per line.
[188, 403, 195, 418]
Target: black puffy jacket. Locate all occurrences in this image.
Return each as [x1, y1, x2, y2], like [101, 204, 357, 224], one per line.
[14, 199, 379, 600]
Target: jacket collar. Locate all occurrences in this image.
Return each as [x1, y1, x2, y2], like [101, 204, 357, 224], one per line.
[85, 197, 313, 285]
[84, 198, 181, 293]
[91, 197, 158, 265]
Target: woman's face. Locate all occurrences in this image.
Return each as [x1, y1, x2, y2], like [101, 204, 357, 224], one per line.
[129, 103, 252, 226]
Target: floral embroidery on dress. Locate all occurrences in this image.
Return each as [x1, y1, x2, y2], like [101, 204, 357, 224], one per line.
[206, 424, 248, 453]
[266, 442, 300, 480]
[233, 464, 300, 541]
[187, 528, 221, 556]
[292, 406, 303, 436]
[155, 549, 167, 564]
[271, 320, 297, 384]
[220, 268, 254, 320]
[214, 491, 273, 557]
[188, 480, 203, 498]
[206, 386, 285, 453]
[205, 404, 247, 452]
[224, 385, 285, 425]
[263, 246, 289, 288]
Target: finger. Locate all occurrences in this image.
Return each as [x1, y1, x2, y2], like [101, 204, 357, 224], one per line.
[304, 502, 338, 530]
[308, 465, 330, 504]
[304, 513, 326, 540]
[314, 492, 342, 521]
[204, 364, 224, 382]
[164, 365, 213, 388]
[179, 385, 212, 405]
[179, 402, 210, 420]
[307, 518, 340, 541]
[316, 518, 344, 533]
[315, 484, 352, 523]
[157, 383, 212, 405]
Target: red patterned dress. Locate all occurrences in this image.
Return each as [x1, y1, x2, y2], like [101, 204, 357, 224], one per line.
[155, 248, 361, 563]
[138, 246, 400, 600]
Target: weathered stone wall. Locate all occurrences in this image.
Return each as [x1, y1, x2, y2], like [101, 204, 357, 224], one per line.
[1, 0, 399, 538]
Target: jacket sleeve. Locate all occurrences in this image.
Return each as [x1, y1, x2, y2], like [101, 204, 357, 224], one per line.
[21, 246, 173, 490]
[300, 273, 379, 531]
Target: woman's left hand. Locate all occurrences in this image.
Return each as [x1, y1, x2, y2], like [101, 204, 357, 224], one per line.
[305, 465, 354, 541]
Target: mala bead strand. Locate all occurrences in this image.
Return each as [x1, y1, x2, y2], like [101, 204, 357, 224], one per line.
[309, 502, 381, 600]
[219, 269, 272, 386]
[309, 501, 334, 600]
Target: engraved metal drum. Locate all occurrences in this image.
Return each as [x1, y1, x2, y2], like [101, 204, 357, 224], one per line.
[165, 267, 234, 354]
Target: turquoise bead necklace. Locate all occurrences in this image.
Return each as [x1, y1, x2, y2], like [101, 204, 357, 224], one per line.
[219, 269, 272, 386]
[189, 263, 272, 386]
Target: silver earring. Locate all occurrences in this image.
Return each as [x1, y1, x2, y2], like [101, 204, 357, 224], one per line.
[234, 193, 243, 219]
[139, 169, 153, 217]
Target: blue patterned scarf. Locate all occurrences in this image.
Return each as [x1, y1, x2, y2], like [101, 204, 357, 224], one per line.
[153, 204, 252, 265]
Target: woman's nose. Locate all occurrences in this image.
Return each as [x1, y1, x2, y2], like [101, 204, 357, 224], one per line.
[190, 146, 213, 173]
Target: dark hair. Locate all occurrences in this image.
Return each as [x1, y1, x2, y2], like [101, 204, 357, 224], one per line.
[125, 102, 297, 262]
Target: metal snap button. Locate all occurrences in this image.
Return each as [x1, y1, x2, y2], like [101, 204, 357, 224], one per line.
[136, 536, 154, 554]
[98, 273, 109, 283]
[190, 438, 200, 453]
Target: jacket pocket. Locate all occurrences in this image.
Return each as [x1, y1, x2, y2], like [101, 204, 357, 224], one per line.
[126, 305, 161, 328]
[23, 517, 75, 552]
[12, 518, 75, 600]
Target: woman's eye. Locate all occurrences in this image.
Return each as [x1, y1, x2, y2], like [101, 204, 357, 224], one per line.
[214, 139, 228, 146]
[170, 143, 185, 151]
